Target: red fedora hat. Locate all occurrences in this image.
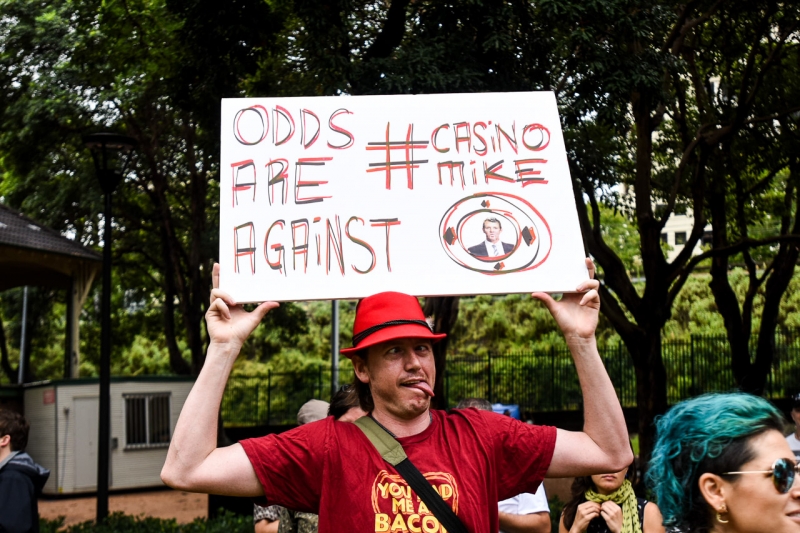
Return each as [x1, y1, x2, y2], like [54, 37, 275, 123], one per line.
[340, 292, 446, 356]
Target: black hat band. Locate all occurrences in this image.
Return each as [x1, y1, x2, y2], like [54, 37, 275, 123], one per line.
[352, 319, 433, 347]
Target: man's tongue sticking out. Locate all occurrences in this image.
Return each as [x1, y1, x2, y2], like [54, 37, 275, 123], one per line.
[404, 380, 434, 397]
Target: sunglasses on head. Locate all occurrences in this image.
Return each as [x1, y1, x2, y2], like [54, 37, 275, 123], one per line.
[722, 458, 800, 493]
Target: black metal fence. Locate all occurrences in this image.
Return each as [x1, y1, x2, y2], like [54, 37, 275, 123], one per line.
[221, 332, 800, 426]
[221, 368, 333, 426]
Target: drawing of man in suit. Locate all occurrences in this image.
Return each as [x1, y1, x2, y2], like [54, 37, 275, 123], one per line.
[468, 217, 515, 258]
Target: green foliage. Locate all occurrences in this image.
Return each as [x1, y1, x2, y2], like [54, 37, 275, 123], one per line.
[449, 294, 575, 356]
[6, 266, 800, 386]
[0, 282, 179, 383]
[549, 495, 565, 533]
[230, 300, 356, 375]
[597, 206, 643, 280]
[666, 269, 800, 339]
[0, 286, 69, 383]
[630, 434, 639, 457]
[40, 511, 253, 533]
[0, 0, 797, 442]
[446, 269, 800, 357]
[39, 516, 64, 533]
[0, 0, 297, 380]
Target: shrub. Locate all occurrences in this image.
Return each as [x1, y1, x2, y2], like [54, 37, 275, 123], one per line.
[549, 495, 565, 532]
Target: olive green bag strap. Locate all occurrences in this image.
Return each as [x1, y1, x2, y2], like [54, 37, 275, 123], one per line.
[354, 416, 408, 465]
[354, 417, 469, 533]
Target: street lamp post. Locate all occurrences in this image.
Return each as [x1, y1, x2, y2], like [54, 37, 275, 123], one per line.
[83, 132, 137, 523]
[331, 300, 339, 396]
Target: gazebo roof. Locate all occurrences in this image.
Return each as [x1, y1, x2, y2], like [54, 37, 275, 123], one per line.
[0, 203, 103, 379]
[0, 203, 101, 291]
[0, 203, 101, 261]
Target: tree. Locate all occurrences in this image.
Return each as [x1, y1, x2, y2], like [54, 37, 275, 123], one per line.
[0, 0, 303, 378]
[226, 1, 800, 456]
[250, 0, 567, 405]
[704, 43, 800, 394]
[553, 0, 800, 458]
[3, 2, 799, 469]
[423, 297, 460, 407]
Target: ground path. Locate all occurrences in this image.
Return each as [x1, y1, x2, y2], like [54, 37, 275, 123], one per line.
[39, 489, 207, 527]
[39, 479, 572, 527]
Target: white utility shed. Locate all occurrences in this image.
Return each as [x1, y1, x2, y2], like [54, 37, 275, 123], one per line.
[24, 376, 194, 495]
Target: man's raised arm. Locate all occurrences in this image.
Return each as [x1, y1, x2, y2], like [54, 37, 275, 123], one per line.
[533, 258, 633, 477]
[161, 264, 279, 496]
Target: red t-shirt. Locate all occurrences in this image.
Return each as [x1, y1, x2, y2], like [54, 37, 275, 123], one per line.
[241, 408, 556, 533]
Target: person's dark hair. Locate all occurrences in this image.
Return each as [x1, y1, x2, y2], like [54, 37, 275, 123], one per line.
[455, 398, 493, 411]
[0, 409, 29, 451]
[329, 384, 362, 419]
[646, 393, 785, 532]
[561, 448, 638, 530]
[350, 351, 374, 412]
[483, 217, 502, 230]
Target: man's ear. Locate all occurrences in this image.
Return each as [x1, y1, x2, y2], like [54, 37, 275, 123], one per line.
[698, 472, 728, 512]
[0, 434, 10, 448]
[351, 355, 370, 385]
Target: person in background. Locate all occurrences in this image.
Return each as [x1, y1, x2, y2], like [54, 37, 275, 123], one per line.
[456, 398, 551, 533]
[254, 400, 330, 533]
[326, 384, 368, 423]
[559, 450, 664, 533]
[277, 389, 368, 533]
[785, 392, 800, 462]
[254, 504, 281, 533]
[0, 409, 50, 533]
[647, 392, 798, 533]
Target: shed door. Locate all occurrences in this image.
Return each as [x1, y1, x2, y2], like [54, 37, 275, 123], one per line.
[74, 397, 99, 489]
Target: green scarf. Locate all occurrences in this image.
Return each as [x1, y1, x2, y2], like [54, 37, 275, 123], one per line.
[584, 479, 642, 533]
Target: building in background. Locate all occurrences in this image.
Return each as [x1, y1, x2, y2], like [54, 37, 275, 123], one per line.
[659, 209, 712, 263]
[22, 376, 194, 495]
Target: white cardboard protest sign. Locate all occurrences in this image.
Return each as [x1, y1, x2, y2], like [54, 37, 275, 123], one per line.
[219, 91, 588, 302]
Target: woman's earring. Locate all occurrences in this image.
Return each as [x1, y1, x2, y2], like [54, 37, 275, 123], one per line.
[716, 505, 729, 524]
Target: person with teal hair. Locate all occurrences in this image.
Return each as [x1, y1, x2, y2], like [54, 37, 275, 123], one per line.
[646, 392, 800, 532]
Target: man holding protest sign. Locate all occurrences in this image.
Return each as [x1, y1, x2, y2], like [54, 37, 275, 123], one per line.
[162, 256, 631, 533]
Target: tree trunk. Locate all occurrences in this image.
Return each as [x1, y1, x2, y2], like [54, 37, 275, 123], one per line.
[143, 143, 206, 376]
[160, 226, 192, 376]
[423, 296, 460, 409]
[628, 331, 668, 463]
[752, 243, 800, 393]
[182, 117, 210, 375]
[706, 163, 800, 394]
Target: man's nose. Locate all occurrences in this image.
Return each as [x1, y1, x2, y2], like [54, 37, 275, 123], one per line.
[403, 349, 423, 370]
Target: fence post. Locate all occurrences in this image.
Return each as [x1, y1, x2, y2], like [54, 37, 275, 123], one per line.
[488, 354, 493, 404]
[267, 370, 272, 426]
[444, 369, 449, 409]
[550, 345, 556, 411]
[256, 380, 260, 425]
[690, 335, 695, 397]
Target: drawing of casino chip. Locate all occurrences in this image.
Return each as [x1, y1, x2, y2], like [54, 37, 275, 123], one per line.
[438, 192, 552, 275]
